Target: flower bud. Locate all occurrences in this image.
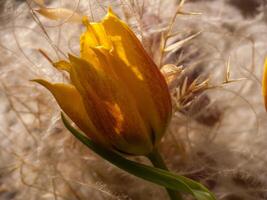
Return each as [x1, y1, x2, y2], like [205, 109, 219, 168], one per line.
[34, 8, 172, 155]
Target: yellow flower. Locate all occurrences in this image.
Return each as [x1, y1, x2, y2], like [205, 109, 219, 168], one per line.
[34, 8, 172, 155]
[262, 57, 267, 111]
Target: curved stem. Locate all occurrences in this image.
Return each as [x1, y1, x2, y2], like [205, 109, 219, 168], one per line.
[62, 114, 215, 200]
[147, 149, 183, 200]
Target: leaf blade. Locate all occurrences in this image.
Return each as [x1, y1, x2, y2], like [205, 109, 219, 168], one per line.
[61, 113, 216, 200]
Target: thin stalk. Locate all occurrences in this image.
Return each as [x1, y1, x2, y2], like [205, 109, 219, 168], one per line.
[147, 149, 183, 200]
[61, 113, 215, 200]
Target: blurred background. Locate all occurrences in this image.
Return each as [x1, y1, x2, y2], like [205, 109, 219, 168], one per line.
[1, 0, 267, 199]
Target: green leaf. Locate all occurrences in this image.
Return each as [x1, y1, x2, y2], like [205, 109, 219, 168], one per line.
[61, 113, 216, 200]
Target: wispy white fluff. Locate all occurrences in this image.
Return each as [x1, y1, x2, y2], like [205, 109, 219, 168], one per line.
[1, 0, 267, 200]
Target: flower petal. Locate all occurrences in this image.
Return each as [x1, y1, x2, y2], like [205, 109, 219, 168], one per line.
[81, 17, 112, 49]
[53, 60, 71, 72]
[99, 9, 172, 141]
[32, 79, 108, 146]
[80, 17, 112, 66]
[68, 54, 153, 154]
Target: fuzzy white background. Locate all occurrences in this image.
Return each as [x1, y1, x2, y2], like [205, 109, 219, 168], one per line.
[1, 0, 267, 200]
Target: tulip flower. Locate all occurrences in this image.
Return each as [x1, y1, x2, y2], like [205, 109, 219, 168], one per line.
[33, 7, 216, 200]
[34, 8, 172, 155]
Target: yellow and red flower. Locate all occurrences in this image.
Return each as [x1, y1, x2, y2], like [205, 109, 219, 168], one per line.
[34, 8, 172, 155]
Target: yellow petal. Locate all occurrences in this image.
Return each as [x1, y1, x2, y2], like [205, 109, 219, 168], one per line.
[88, 46, 162, 137]
[262, 57, 267, 111]
[53, 60, 71, 72]
[80, 17, 112, 67]
[99, 9, 172, 142]
[36, 8, 82, 23]
[68, 55, 153, 155]
[32, 79, 108, 146]
[81, 17, 112, 49]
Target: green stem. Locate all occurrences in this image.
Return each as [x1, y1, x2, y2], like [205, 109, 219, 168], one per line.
[61, 113, 216, 200]
[147, 149, 183, 200]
